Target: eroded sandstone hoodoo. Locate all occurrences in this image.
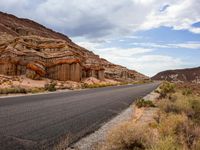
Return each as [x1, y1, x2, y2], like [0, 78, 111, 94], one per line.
[0, 11, 148, 82]
[0, 35, 106, 82]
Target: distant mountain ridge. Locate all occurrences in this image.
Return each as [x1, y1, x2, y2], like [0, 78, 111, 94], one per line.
[152, 67, 200, 83]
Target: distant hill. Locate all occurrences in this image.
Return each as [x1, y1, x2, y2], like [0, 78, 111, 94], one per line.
[152, 67, 200, 83]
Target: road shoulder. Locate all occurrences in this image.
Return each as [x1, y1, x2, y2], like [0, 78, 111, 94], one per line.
[67, 89, 160, 150]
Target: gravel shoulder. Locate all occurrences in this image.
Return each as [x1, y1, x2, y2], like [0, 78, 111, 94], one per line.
[68, 88, 160, 150]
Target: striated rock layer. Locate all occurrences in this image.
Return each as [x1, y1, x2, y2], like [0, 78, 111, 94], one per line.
[0, 11, 148, 82]
[152, 67, 200, 84]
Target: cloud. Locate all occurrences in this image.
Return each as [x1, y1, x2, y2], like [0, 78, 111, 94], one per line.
[1, 0, 200, 39]
[76, 41, 188, 76]
[128, 55, 186, 76]
[170, 42, 200, 49]
[102, 53, 186, 77]
[101, 51, 186, 77]
[0, 0, 198, 76]
[131, 42, 170, 48]
[130, 42, 200, 49]
[140, 0, 200, 34]
[76, 41, 153, 56]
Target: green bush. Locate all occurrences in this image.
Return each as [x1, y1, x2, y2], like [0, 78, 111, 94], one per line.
[159, 82, 176, 98]
[135, 99, 155, 108]
[182, 88, 193, 96]
[0, 87, 28, 94]
[45, 82, 57, 92]
[83, 83, 116, 89]
[30, 87, 46, 94]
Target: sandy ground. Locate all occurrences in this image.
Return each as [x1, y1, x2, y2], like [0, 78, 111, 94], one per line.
[0, 75, 49, 88]
[0, 75, 119, 98]
[67, 88, 160, 150]
[0, 75, 118, 89]
[82, 77, 119, 85]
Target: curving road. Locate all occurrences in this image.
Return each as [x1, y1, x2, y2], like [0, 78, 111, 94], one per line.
[0, 82, 159, 149]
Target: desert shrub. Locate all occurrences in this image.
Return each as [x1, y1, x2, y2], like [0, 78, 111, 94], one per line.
[30, 87, 46, 94]
[158, 92, 192, 116]
[158, 113, 200, 149]
[135, 99, 155, 108]
[150, 136, 181, 150]
[0, 87, 28, 94]
[103, 123, 155, 150]
[159, 82, 175, 98]
[181, 124, 200, 149]
[189, 99, 200, 124]
[158, 113, 188, 137]
[154, 89, 160, 94]
[193, 139, 200, 150]
[83, 83, 116, 89]
[182, 88, 193, 96]
[45, 82, 57, 92]
[159, 100, 180, 114]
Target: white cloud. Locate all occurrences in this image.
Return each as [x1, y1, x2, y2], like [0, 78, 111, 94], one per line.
[130, 42, 200, 49]
[103, 53, 186, 77]
[140, 0, 200, 34]
[95, 47, 153, 58]
[129, 55, 186, 76]
[76, 41, 188, 76]
[76, 41, 153, 57]
[1, 0, 200, 38]
[131, 42, 170, 48]
[170, 42, 200, 49]
[101, 52, 186, 76]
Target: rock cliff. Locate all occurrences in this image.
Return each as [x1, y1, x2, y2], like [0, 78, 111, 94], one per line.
[152, 67, 200, 84]
[0, 11, 148, 82]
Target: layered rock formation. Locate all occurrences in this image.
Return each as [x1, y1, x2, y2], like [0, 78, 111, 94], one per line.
[152, 67, 200, 84]
[0, 11, 147, 82]
[101, 59, 148, 82]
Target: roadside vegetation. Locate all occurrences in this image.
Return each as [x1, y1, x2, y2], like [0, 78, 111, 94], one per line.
[44, 82, 57, 92]
[83, 79, 152, 89]
[100, 81, 200, 150]
[0, 86, 47, 95]
[0, 81, 57, 95]
[0, 86, 28, 94]
[0, 79, 151, 96]
[135, 98, 155, 108]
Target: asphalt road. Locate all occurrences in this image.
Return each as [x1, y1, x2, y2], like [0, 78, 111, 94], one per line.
[0, 82, 159, 149]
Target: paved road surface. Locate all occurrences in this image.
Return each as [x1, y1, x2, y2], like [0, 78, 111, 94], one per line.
[0, 82, 159, 149]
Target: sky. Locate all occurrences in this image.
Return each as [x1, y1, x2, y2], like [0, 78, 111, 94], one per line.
[0, 0, 200, 77]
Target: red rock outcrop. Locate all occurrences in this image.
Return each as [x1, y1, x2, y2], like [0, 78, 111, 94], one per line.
[0, 11, 147, 82]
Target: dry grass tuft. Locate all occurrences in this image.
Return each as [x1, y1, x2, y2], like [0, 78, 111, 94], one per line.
[101, 122, 155, 150]
[150, 136, 181, 150]
[135, 99, 155, 108]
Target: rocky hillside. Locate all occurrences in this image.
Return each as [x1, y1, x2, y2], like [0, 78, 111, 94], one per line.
[152, 67, 200, 84]
[0, 11, 148, 82]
